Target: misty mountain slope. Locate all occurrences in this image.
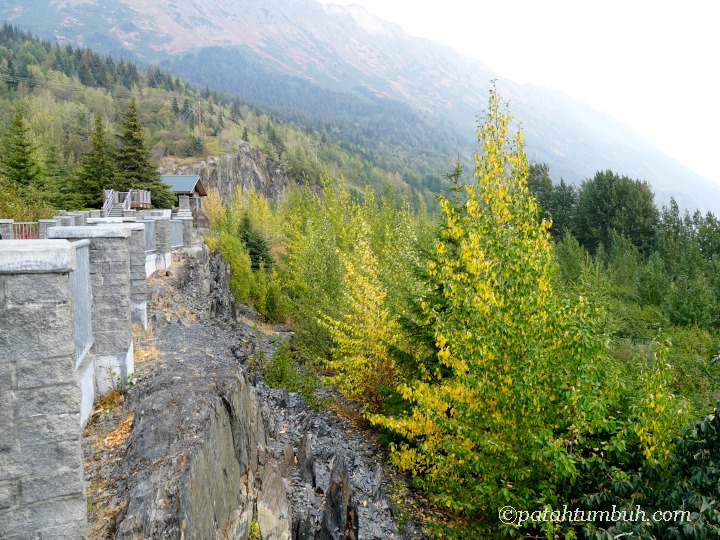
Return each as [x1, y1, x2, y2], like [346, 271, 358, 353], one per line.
[2, 0, 719, 210]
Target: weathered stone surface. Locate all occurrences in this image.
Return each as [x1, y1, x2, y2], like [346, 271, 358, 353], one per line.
[0, 362, 15, 391]
[4, 273, 72, 304]
[14, 354, 77, 389]
[19, 440, 83, 476]
[15, 414, 81, 446]
[0, 480, 18, 509]
[319, 455, 358, 540]
[370, 463, 385, 503]
[19, 470, 86, 505]
[170, 141, 290, 203]
[298, 432, 315, 487]
[0, 240, 75, 274]
[0, 257, 87, 540]
[1, 305, 75, 362]
[257, 463, 292, 540]
[14, 384, 80, 418]
[48, 226, 131, 240]
[282, 444, 295, 476]
[0, 495, 87, 538]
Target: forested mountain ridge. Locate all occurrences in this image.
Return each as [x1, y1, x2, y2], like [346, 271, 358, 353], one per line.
[0, 24, 441, 220]
[2, 0, 720, 210]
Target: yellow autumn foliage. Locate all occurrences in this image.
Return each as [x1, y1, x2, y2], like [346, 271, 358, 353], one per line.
[320, 219, 398, 411]
[369, 86, 619, 524]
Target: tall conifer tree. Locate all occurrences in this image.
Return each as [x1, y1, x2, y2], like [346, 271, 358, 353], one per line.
[0, 105, 43, 190]
[75, 114, 116, 209]
[115, 99, 174, 208]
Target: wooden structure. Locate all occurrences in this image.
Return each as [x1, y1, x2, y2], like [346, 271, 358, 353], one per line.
[102, 189, 152, 217]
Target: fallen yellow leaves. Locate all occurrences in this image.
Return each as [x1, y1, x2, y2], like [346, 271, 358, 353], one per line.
[94, 413, 134, 450]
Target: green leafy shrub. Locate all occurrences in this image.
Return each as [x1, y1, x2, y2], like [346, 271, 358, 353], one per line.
[252, 342, 323, 408]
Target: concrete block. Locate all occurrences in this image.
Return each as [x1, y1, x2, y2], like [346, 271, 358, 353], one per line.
[39, 523, 89, 540]
[47, 226, 130, 240]
[15, 355, 77, 390]
[19, 470, 85, 505]
[77, 354, 96, 428]
[0, 495, 87, 537]
[19, 440, 83, 476]
[0, 450, 21, 482]
[0, 362, 15, 391]
[0, 241, 75, 274]
[131, 300, 148, 329]
[15, 385, 81, 419]
[95, 271, 132, 288]
[38, 220, 59, 240]
[16, 415, 81, 446]
[0, 219, 14, 240]
[0, 306, 75, 363]
[0, 392, 15, 432]
[93, 331, 132, 354]
[3, 274, 71, 305]
[94, 343, 134, 394]
[145, 253, 157, 277]
[86, 217, 124, 224]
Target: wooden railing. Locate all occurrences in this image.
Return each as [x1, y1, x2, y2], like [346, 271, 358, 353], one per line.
[129, 190, 151, 208]
[102, 189, 152, 217]
[13, 222, 40, 239]
[102, 189, 116, 217]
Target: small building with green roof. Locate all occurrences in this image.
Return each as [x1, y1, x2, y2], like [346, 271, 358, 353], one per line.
[161, 174, 207, 198]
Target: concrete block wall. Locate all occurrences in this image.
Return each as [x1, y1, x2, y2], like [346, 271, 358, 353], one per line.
[49, 227, 134, 394]
[154, 218, 172, 271]
[38, 219, 59, 239]
[0, 240, 88, 539]
[97, 223, 149, 329]
[181, 217, 194, 248]
[0, 219, 14, 239]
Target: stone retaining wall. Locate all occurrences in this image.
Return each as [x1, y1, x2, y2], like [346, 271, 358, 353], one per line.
[0, 212, 201, 539]
[0, 240, 88, 539]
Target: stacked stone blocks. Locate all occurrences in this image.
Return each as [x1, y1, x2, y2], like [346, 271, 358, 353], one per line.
[0, 240, 88, 538]
[48, 227, 134, 394]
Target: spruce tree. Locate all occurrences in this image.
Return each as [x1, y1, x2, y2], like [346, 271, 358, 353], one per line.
[0, 105, 44, 191]
[115, 99, 174, 208]
[74, 114, 116, 209]
[44, 145, 70, 209]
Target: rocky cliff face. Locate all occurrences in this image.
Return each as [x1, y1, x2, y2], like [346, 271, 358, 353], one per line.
[167, 141, 291, 203]
[101, 247, 421, 539]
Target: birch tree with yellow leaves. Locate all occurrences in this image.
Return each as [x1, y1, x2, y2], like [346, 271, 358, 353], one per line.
[369, 87, 621, 535]
[320, 218, 399, 411]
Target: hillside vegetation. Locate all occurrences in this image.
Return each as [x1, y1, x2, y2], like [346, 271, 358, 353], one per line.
[5, 22, 720, 539]
[207, 88, 720, 538]
[0, 24, 443, 221]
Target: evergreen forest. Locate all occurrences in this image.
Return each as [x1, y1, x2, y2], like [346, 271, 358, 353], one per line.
[0, 24, 452, 222]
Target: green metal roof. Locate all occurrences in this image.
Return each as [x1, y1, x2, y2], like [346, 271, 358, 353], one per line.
[161, 175, 206, 196]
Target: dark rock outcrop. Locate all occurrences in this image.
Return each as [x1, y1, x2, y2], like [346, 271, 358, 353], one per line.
[319, 455, 359, 540]
[106, 247, 418, 539]
[169, 141, 291, 202]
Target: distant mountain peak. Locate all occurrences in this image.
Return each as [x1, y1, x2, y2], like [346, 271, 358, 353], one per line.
[3, 0, 720, 210]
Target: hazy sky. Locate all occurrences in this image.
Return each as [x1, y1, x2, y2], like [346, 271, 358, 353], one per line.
[318, 0, 720, 185]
